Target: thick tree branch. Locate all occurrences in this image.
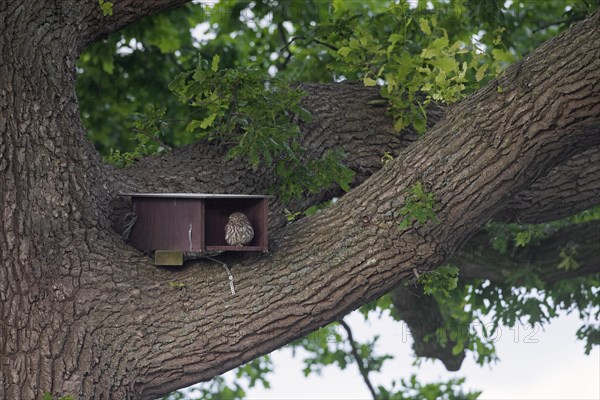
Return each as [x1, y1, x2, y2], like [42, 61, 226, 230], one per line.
[452, 220, 600, 285]
[2, 3, 600, 398]
[390, 285, 468, 371]
[113, 83, 599, 239]
[78, 0, 191, 49]
[115, 12, 599, 398]
[496, 147, 600, 223]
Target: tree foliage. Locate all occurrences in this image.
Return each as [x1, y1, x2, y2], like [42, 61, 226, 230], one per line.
[76, 0, 600, 398]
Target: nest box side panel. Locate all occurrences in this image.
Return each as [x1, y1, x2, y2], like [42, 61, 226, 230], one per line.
[242, 198, 268, 250]
[258, 198, 268, 250]
[204, 198, 267, 251]
[128, 197, 204, 252]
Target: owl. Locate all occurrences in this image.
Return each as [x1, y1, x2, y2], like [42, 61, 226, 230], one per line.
[225, 212, 254, 246]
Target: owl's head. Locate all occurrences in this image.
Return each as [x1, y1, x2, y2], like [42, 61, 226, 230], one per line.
[228, 212, 249, 223]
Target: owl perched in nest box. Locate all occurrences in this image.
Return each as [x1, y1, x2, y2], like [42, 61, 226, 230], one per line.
[225, 212, 254, 246]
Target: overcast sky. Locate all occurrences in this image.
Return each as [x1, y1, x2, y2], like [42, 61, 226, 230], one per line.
[237, 310, 599, 399]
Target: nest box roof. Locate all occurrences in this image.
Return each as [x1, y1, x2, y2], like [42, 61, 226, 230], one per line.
[120, 193, 271, 199]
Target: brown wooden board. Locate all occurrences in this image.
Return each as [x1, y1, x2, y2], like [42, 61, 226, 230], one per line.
[128, 197, 204, 252]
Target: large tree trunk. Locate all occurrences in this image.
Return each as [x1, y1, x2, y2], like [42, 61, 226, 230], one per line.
[1, 2, 598, 399]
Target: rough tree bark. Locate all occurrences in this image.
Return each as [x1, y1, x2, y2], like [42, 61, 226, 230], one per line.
[1, 2, 599, 399]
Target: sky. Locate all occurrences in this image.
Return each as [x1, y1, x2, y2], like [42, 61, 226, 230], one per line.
[229, 309, 600, 399]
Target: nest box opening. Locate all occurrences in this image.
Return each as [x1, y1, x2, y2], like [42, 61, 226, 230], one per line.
[204, 197, 267, 251]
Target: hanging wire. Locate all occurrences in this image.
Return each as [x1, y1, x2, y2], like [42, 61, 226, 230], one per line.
[205, 256, 236, 296]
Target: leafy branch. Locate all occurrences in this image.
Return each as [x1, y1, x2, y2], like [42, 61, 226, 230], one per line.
[418, 265, 459, 298]
[105, 105, 171, 168]
[317, 6, 514, 133]
[168, 55, 355, 203]
[43, 393, 75, 400]
[98, 0, 113, 16]
[398, 181, 438, 230]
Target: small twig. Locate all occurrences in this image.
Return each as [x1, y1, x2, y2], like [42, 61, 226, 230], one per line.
[275, 23, 294, 71]
[277, 22, 288, 47]
[280, 36, 339, 55]
[412, 267, 420, 279]
[312, 38, 339, 51]
[406, 287, 422, 298]
[339, 319, 378, 400]
[532, 19, 570, 34]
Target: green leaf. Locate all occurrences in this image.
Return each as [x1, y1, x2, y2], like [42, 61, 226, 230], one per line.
[430, 35, 449, 51]
[296, 107, 313, 123]
[419, 18, 432, 35]
[393, 117, 407, 131]
[200, 113, 217, 129]
[388, 33, 403, 46]
[475, 64, 488, 82]
[558, 246, 580, 270]
[514, 231, 532, 247]
[331, 0, 346, 15]
[492, 48, 515, 63]
[211, 54, 220, 72]
[421, 48, 436, 59]
[452, 342, 464, 356]
[363, 77, 377, 86]
[186, 113, 218, 133]
[98, 0, 113, 16]
[412, 113, 427, 133]
[431, 57, 457, 73]
[398, 218, 411, 231]
[101, 58, 114, 74]
[398, 181, 438, 230]
[338, 46, 352, 58]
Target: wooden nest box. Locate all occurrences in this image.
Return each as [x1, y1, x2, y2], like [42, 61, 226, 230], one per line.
[121, 193, 270, 265]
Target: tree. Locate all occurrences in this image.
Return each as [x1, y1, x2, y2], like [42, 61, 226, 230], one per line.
[1, 1, 598, 399]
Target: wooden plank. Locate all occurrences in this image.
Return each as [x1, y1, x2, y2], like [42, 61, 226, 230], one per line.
[128, 198, 203, 252]
[261, 198, 268, 251]
[200, 199, 205, 252]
